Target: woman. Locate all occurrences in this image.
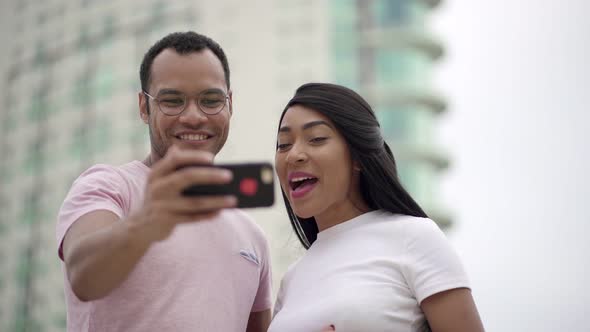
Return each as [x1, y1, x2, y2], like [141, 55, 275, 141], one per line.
[269, 83, 484, 332]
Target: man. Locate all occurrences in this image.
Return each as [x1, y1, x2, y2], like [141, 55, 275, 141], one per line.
[56, 31, 272, 331]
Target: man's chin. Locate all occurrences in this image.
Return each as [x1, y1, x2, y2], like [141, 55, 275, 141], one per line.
[173, 140, 217, 153]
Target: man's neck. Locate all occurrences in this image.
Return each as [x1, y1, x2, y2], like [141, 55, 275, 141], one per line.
[142, 155, 153, 168]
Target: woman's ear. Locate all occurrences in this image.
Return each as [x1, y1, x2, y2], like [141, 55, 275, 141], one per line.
[353, 160, 361, 172]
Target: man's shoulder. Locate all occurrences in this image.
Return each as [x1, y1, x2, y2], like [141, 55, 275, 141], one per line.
[76, 161, 147, 184]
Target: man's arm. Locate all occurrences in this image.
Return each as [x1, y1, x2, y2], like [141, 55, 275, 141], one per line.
[246, 309, 271, 332]
[61, 147, 237, 301]
[62, 210, 152, 301]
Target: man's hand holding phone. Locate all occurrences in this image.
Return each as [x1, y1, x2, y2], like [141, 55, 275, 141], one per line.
[131, 146, 238, 244]
[60, 146, 238, 301]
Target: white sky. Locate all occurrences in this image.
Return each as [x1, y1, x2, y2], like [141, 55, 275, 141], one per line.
[431, 0, 590, 330]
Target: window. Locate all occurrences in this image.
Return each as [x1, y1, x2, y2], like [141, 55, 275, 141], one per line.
[72, 72, 93, 106]
[28, 90, 50, 122]
[69, 124, 92, 160]
[34, 42, 47, 67]
[373, 0, 410, 26]
[80, 0, 93, 8]
[375, 50, 409, 85]
[7, 64, 21, 84]
[78, 24, 91, 50]
[102, 14, 116, 46]
[377, 107, 411, 142]
[2, 107, 17, 132]
[23, 139, 45, 176]
[330, 0, 360, 87]
[378, 105, 436, 150]
[397, 162, 417, 195]
[92, 117, 112, 153]
[150, 1, 167, 31]
[37, 9, 48, 26]
[95, 67, 114, 99]
[332, 51, 359, 89]
[0, 165, 14, 187]
[0, 140, 15, 167]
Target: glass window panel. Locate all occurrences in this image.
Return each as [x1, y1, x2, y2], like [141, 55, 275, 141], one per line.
[375, 50, 410, 85]
[373, 0, 410, 26]
[92, 118, 111, 153]
[73, 74, 93, 106]
[95, 67, 114, 99]
[377, 107, 412, 142]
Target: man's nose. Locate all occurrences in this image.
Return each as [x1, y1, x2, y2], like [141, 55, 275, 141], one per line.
[179, 99, 207, 124]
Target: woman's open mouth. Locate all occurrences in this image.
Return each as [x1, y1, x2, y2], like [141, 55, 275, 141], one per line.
[288, 173, 318, 199]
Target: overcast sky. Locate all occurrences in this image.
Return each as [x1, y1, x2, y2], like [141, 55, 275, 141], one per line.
[431, 1, 590, 330]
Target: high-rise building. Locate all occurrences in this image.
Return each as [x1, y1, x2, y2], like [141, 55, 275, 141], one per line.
[275, 0, 449, 224]
[0, 1, 446, 330]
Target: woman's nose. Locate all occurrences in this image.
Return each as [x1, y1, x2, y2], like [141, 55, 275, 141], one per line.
[286, 145, 308, 164]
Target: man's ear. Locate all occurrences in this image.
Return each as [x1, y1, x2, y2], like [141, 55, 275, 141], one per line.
[228, 90, 233, 116]
[139, 92, 149, 124]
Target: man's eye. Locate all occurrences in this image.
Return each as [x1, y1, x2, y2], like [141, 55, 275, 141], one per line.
[161, 98, 184, 106]
[201, 98, 224, 107]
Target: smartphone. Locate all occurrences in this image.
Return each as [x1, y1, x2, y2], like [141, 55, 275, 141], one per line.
[180, 162, 275, 208]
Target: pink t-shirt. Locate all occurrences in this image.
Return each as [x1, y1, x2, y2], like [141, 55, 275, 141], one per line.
[56, 161, 272, 332]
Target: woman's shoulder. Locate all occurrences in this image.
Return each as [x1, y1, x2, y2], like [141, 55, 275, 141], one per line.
[369, 210, 438, 231]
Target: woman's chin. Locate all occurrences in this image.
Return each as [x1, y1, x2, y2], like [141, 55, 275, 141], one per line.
[292, 207, 314, 220]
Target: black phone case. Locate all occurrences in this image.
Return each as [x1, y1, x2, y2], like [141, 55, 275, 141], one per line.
[181, 163, 275, 208]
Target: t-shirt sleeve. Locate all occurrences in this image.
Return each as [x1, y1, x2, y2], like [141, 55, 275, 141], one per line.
[251, 231, 273, 312]
[402, 218, 470, 304]
[56, 165, 128, 261]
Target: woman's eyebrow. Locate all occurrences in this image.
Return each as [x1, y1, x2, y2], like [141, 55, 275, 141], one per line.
[279, 120, 333, 133]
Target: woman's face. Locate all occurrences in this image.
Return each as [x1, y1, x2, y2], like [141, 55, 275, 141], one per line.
[275, 105, 364, 224]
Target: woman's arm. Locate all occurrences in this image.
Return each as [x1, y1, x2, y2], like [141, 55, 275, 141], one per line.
[246, 309, 271, 332]
[421, 287, 484, 332]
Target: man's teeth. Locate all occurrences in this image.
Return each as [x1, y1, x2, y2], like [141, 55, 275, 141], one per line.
[179, 134, 208, 141]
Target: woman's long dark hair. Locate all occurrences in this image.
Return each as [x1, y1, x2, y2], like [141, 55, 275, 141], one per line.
[277, 83, 428, 249]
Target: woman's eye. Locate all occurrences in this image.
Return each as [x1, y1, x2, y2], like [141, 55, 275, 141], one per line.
[310, 137, 327, 143]
[277, 143, 291, 150]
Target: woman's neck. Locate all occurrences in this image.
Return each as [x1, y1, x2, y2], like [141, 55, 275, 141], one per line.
[314, 201, 372, 232]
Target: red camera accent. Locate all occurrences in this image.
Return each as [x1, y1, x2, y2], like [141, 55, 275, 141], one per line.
[240, 178, 258, 196]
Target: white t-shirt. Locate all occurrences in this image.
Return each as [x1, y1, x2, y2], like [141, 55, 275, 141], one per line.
[268, 210, 469, 332]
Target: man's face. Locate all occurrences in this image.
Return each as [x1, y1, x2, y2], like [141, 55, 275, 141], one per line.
[139, 49, 232, 163]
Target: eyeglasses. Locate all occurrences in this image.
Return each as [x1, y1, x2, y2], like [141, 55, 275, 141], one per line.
[143, 89, 229, 116]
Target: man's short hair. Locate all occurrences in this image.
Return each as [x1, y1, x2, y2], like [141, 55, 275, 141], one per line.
[139, 31, 231, 92]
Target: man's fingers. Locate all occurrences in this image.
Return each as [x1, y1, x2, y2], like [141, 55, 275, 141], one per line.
[147, 196, 235, 227]
[149, 165, 233, 198]
[169, 195, 237, 214]
[149, 146, 215, 180]
[169, 166, 233, 191]
[177, 210, 223, 223]
[163, 197, 235, 224]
